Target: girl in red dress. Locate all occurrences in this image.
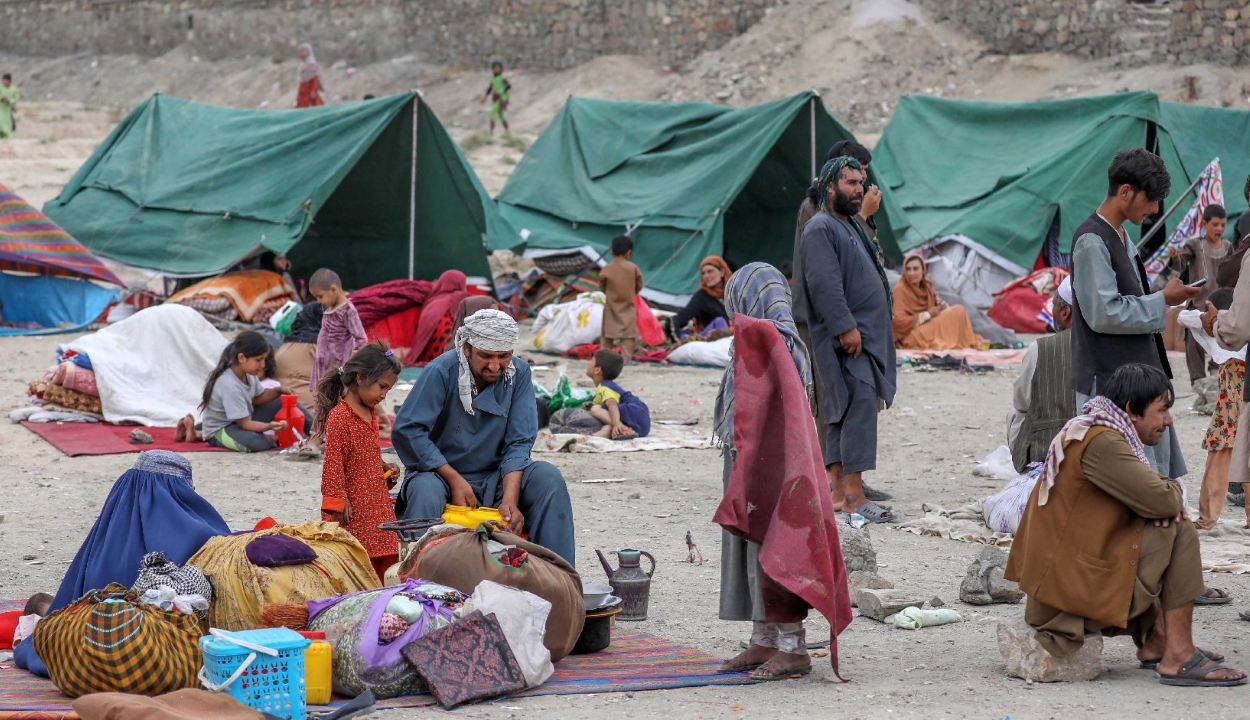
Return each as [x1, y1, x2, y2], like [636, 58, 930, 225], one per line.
[295, 43, 324, 108]
[315, 342, 402, 581]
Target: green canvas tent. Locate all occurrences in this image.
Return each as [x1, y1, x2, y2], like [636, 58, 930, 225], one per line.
[492, 92, 919, 297]
[1159, 100, 1250, 227]
[873, 91, 1191, 271]
[45, 93, 499, 289]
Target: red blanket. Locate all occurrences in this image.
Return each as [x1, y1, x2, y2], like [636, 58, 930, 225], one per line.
[712, 315, 852, 680]
[350, 279, 434, 328]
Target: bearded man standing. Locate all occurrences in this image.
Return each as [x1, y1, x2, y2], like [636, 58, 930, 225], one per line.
[794, 156, 897, 523]
[392, 309, 576, 564]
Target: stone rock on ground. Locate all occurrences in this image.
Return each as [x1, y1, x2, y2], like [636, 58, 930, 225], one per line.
[960, 545, 1024, 605]
[847, 570, 894, 607]
[855, 588, 929, 622]
[840, 524, 877, 573]
[997, 619, 1103, 682]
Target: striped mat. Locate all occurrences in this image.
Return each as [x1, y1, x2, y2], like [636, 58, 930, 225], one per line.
[0, 622, 755, 718]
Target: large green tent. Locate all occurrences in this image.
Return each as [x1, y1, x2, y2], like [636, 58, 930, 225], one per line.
[492, 92, 919, 297]
[873, 91, 1191, 270]
[45, 93, 499, 289]
[1159, 100, 1250, 226]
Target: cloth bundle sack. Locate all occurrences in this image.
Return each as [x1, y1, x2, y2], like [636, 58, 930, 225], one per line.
[131, 551, 213, 620]
[306, 580, 454, 698]
[406, 523, 584, 660]
[33, 584, 202, 698]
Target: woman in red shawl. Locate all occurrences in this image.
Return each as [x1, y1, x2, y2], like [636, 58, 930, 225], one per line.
[402, 270, 471, 366]
[295, 43, 324, 108]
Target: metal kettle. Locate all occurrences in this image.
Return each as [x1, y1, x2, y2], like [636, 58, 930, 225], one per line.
[595, 548, 656, 621]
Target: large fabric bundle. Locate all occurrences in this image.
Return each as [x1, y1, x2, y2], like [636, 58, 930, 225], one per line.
[306, 579, 459, 698]
[531, 292, 604, 354]
[189, 522, 380, 631]
[167, 270, 299, 323]
[404, 524, 584, 660]
[33, 584, 202, 698]
[68, 304, 227, 427]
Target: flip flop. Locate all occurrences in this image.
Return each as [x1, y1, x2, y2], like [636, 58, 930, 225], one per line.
[1239, 611, 1250, 622]
[861, 481, 893, 502]
[612, 432, 638, 442]
[1194, 588, 1232, 605]
[855, 500, 899, 524]
[1157, 651, 1248, 687]
[750, 660, 813, 681]
[1140, 647, 1223, 670]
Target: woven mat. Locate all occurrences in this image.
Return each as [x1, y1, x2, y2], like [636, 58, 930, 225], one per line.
[0, 627, 755, 717]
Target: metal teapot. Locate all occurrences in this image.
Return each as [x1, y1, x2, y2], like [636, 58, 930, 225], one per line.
[595, 548, 656, 621]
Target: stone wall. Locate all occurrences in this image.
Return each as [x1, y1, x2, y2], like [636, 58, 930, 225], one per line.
[0, 0, 776, 70]
[912, 0, 1250, 65]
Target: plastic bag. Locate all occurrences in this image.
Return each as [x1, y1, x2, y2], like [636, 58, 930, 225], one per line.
[468, 581, 554, 688]
[545, 373, 594, 415]
[269, 300, 301, 335]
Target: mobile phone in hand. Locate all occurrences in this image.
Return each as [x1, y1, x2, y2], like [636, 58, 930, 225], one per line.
[1189, 278, 1208, 288]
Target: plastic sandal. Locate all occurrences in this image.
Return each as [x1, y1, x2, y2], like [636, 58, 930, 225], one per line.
[855, 500, 899, 524]
[1157, 651, 1247, 687]
[1140, 647, 1223, 670]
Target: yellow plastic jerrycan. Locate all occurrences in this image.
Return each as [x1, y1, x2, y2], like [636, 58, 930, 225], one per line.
[298, 630, 333, 705]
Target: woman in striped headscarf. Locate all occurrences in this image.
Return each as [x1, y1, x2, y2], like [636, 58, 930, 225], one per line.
[713, 263, 852, 682]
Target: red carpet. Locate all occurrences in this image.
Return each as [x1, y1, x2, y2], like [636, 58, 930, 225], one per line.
[22, 422, 394, 458]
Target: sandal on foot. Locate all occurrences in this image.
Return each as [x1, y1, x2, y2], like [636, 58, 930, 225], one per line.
[1141, 647, 1224, 670]
[1195, 587, 1232, 605]
[612, 432, 638, 442]
[861, 481, 893, 502]
[855, 500, 899, 524]
[1157, 652, 1248, 687]
[1239, 611, 1250, 622]
[750, 659, 813, 681]
[717, 659, 764, 675]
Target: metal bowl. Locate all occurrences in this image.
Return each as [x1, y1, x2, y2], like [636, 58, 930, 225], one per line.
[582, 582, 614, 611]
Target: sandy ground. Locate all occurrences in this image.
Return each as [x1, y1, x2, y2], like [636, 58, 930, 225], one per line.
[3, 0, 1250, 715]
[3, 330, 1250, 719]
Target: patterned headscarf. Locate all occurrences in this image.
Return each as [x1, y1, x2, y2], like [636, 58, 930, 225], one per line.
[1038, 396, 1151, 506]
[713, 263, 811, 451]
[133, 450, 194, 489]
[297, 43, 321, 83]
[817, 155, 893, 315]
[454, 309, 519, 415]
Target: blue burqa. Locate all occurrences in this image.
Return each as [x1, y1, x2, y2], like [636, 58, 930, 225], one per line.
[50, 451, 230, 610]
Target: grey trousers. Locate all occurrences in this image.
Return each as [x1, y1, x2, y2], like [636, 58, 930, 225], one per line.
[826, 376, 880, 474]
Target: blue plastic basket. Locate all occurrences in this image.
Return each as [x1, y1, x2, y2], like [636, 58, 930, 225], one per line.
[199, 627, 310, 720]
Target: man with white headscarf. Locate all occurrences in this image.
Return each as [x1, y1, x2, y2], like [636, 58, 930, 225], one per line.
[1008, 277, 1077, 472]
[391, 310, 576, 563]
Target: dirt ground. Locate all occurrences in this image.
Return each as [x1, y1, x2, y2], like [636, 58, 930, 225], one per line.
[3, 331, 1249, 719]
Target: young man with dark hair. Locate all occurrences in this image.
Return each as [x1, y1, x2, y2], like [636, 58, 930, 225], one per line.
[1170, 203, 1231, 384]
[1006, 362, 1245, 687]
[1070, 148, 1200, 479]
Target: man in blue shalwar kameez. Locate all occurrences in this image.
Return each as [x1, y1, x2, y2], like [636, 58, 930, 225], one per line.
[392, 309, 576, 565]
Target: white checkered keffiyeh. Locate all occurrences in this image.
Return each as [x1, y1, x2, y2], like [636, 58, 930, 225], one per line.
[131, 551, 213, 618]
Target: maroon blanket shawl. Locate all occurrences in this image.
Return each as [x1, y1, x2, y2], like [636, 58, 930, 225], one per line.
[350, 279, 434, 328]
[712, 314, 853, 680]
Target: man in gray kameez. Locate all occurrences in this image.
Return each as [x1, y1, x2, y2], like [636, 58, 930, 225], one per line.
[1070, 148, 1199, 479]
[794, 155, 897, 522]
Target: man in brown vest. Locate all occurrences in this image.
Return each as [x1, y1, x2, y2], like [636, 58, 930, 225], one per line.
[1006, 363, 1245, 687]
[1008, 277, 1076, 472]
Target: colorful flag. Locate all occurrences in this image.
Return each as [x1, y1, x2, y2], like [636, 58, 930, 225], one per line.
[1144, 158, 1224, 280]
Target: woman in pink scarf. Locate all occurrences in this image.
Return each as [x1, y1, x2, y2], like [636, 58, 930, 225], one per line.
[296, 43, 323, 108]
[402, 270, 471, 367]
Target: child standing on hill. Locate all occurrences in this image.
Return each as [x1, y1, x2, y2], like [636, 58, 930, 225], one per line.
[480, 60, 511, 134]
[310, 268, 368, 394]
[599, 234, 645, 361]
[585, 348, 651, 440]
[316, 342, 403, 582]
[189, 330, 314, 452]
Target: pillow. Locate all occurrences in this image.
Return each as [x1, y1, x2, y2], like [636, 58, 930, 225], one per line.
[0, 609, 20, 649]
[245, 535, 317, 567]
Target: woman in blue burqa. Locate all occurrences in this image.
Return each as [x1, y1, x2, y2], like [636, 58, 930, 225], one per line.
[16, 451, 229, 675]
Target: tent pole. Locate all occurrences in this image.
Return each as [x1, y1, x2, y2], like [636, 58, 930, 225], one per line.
[409, 92, 420, 281]
[1135, 165, 1206, 250]
[809, 95, 816, 180]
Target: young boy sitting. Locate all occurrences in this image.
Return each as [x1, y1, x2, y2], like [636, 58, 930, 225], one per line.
[309, 268, 368, 395]
[585, 348, 651, 440]
[598, 234, 645, 362]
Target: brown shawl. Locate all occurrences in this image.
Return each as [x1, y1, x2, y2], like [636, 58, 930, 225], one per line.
[892, 254, 937, 342]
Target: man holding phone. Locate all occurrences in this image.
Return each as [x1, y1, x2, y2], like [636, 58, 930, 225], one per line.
[1071, 148, 1201, 478]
